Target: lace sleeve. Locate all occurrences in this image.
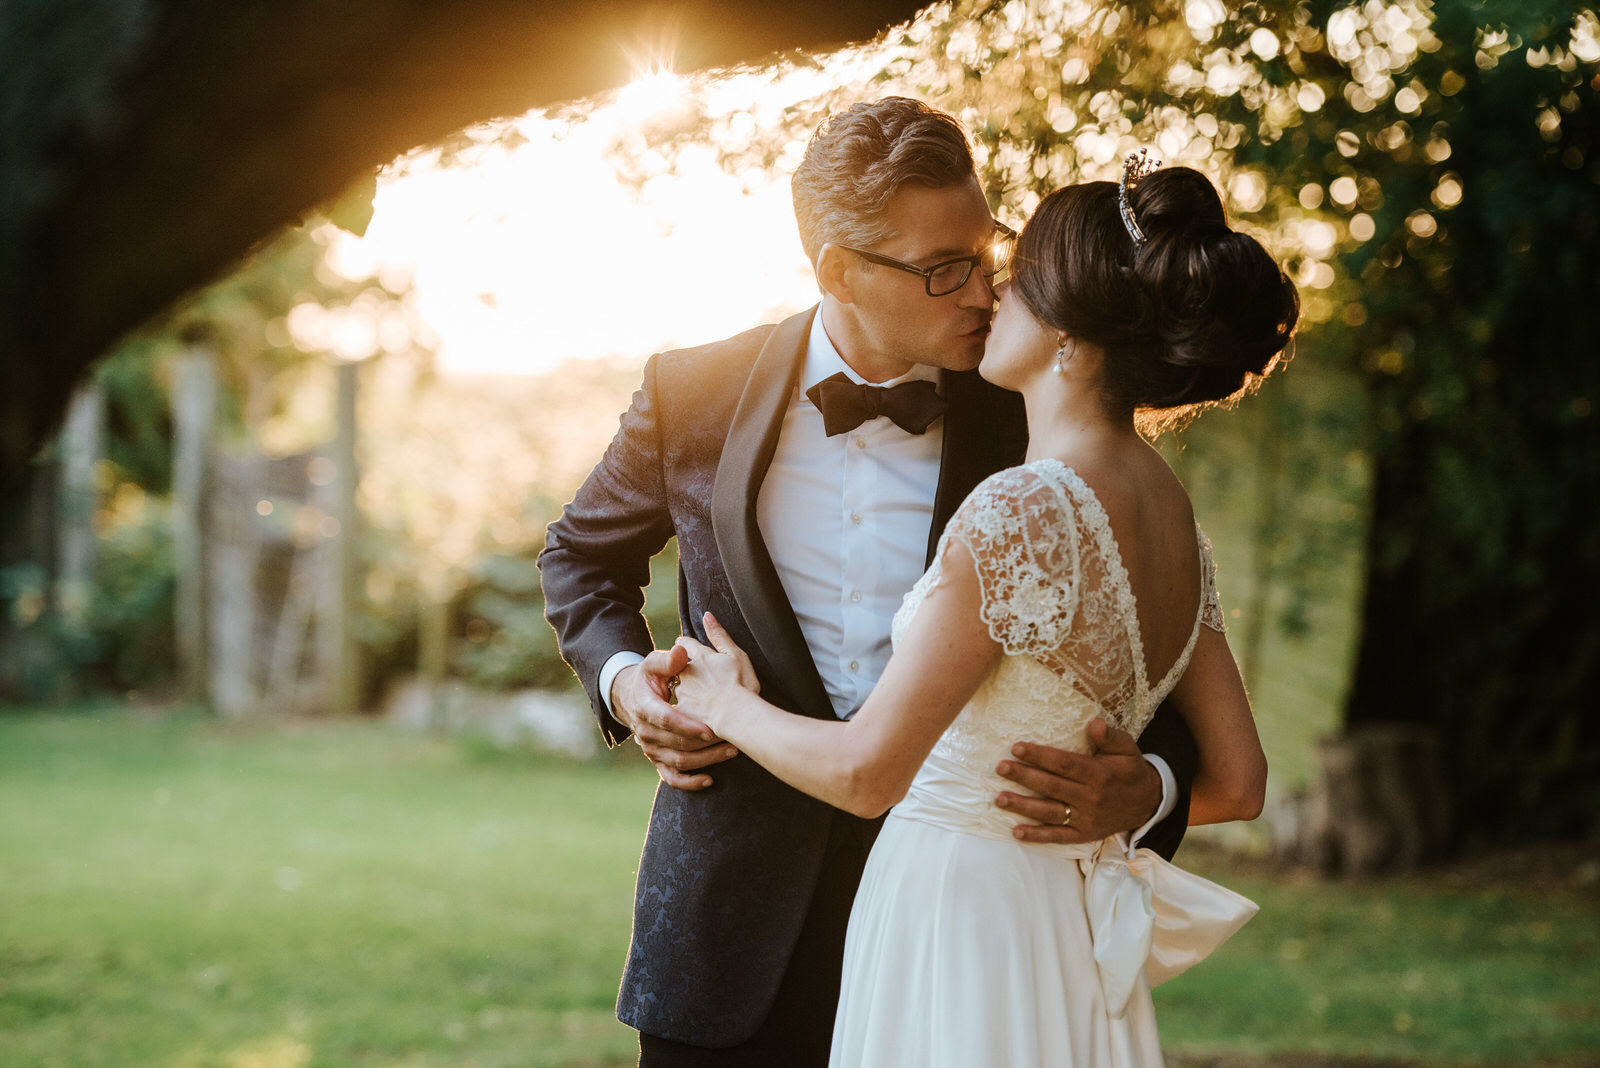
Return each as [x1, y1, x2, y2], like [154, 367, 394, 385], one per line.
[1197, 525, 1226, 633]
[942, 467, 1080, 661]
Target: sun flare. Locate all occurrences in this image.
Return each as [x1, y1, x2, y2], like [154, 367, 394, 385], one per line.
[328, 67, 824, 377]
[614, 65, 687, 122]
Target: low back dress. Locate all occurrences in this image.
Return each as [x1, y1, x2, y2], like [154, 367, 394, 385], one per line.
[828, 459, 1258, 1068]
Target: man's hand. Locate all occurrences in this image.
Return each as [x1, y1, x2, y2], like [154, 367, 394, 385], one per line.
[611, 646, 739, 791]
[993, 717, 1162, 844]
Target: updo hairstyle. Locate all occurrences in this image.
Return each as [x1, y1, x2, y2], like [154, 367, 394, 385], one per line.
[1012, 166, 1299, 422]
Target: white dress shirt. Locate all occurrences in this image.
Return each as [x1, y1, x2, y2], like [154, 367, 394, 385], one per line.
[599, 308, 1174, 828]
[755, 311, 945, 719]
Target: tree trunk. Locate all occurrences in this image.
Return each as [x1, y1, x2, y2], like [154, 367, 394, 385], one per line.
[206, 450, 264, 719]
[320, 359, 362, 715]
[1341, 233, 1600, 847]
[205, 367, 274, 719]
[1300, 724, 1453, 876]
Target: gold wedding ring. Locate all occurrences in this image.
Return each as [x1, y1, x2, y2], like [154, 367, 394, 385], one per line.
[1060, 804, 1073, 827]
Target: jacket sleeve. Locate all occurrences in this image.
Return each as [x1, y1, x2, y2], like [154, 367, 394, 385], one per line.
[538, 354, 676, 746]
[1133, 698, 1199, 861]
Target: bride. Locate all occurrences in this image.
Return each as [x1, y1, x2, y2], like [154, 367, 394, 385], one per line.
[674, 156, 1299, 1067]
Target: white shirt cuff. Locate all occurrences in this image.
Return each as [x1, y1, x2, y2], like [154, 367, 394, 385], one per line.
[1129, 754, 1177, 847]
[598, 651, 647, 714]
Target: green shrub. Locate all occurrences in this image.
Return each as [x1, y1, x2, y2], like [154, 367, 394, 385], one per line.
[83, 494, 176, 691]
[454, 540, 681, 693]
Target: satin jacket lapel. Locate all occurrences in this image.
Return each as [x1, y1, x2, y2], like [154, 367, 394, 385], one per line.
[927, 368, 1027, 564]
[711, 307, 836, 722]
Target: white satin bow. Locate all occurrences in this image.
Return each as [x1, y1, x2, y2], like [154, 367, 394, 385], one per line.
[1080, 836, 1259, 1018]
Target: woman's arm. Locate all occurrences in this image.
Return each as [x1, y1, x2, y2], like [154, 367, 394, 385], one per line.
[1165, 625, 1267, 825]
[675, 540, 1003, 819]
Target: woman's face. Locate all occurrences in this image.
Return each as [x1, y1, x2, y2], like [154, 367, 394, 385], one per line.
[979, 278, 1055, 391]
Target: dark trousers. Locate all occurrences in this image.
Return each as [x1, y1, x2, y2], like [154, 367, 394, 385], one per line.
[637, 811, 875, 1068]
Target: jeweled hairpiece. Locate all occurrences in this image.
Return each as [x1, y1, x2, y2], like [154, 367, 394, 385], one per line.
[1118, 148, 1162, 244]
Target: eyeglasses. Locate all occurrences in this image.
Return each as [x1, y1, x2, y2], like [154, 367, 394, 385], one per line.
[836, 221, 1017, 297]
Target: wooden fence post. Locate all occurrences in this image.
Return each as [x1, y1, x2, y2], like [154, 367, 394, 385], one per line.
[322, 359, 362, 714]
[55, 383, 104, 628]
[172, 347, 217, 702]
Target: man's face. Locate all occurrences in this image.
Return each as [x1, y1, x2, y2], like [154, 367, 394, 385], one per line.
[842, 179, 1000, 373]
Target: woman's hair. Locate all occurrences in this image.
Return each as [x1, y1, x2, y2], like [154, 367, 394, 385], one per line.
[792, 97, 978, 267]
[1013, 166, 1299, 425]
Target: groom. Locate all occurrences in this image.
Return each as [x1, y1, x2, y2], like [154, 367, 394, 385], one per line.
[539, 97, 1198, 1066]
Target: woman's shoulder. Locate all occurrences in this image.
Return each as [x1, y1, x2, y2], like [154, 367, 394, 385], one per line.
[1052, 444, 1196, 534]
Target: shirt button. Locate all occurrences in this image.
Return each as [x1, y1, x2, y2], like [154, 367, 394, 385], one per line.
[850, 512, 863, 525]
[849, 660, 860, 673]
[854, 437, 866, 450]
[850, 590, 863, 603]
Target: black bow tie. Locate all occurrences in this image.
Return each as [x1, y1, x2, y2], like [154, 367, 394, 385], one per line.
[804, 372, 948, 437]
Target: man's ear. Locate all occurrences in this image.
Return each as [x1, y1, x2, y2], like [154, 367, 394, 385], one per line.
[815, 244, 856, 305]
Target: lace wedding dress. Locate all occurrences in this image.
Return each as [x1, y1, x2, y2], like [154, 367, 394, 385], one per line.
[828, 459, 1257, 1068]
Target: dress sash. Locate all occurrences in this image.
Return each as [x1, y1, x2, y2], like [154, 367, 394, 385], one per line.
[891, 751, 1259, 1018]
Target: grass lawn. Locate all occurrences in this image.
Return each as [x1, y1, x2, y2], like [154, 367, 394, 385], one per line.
[1160, 850, 1600, 1065]
[1, 707, 652, 1068]
[3, 707, 1598, 1067]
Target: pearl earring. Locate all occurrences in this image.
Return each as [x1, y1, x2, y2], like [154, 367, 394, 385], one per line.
[1053, 338, 1071, 374]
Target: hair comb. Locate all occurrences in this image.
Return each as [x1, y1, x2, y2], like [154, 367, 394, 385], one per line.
[1118, 148, 1162, 244]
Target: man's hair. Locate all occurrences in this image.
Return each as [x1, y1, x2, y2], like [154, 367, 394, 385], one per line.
[792, 97, 978, 268]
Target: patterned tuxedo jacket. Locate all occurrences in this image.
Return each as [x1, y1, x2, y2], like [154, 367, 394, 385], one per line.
[538, 306, 1198, 1047]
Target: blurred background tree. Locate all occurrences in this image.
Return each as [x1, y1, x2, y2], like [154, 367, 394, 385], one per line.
[1310, 1, 1600, 848]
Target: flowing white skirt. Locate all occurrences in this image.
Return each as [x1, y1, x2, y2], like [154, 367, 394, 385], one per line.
[829, 752, 1256, 1068]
